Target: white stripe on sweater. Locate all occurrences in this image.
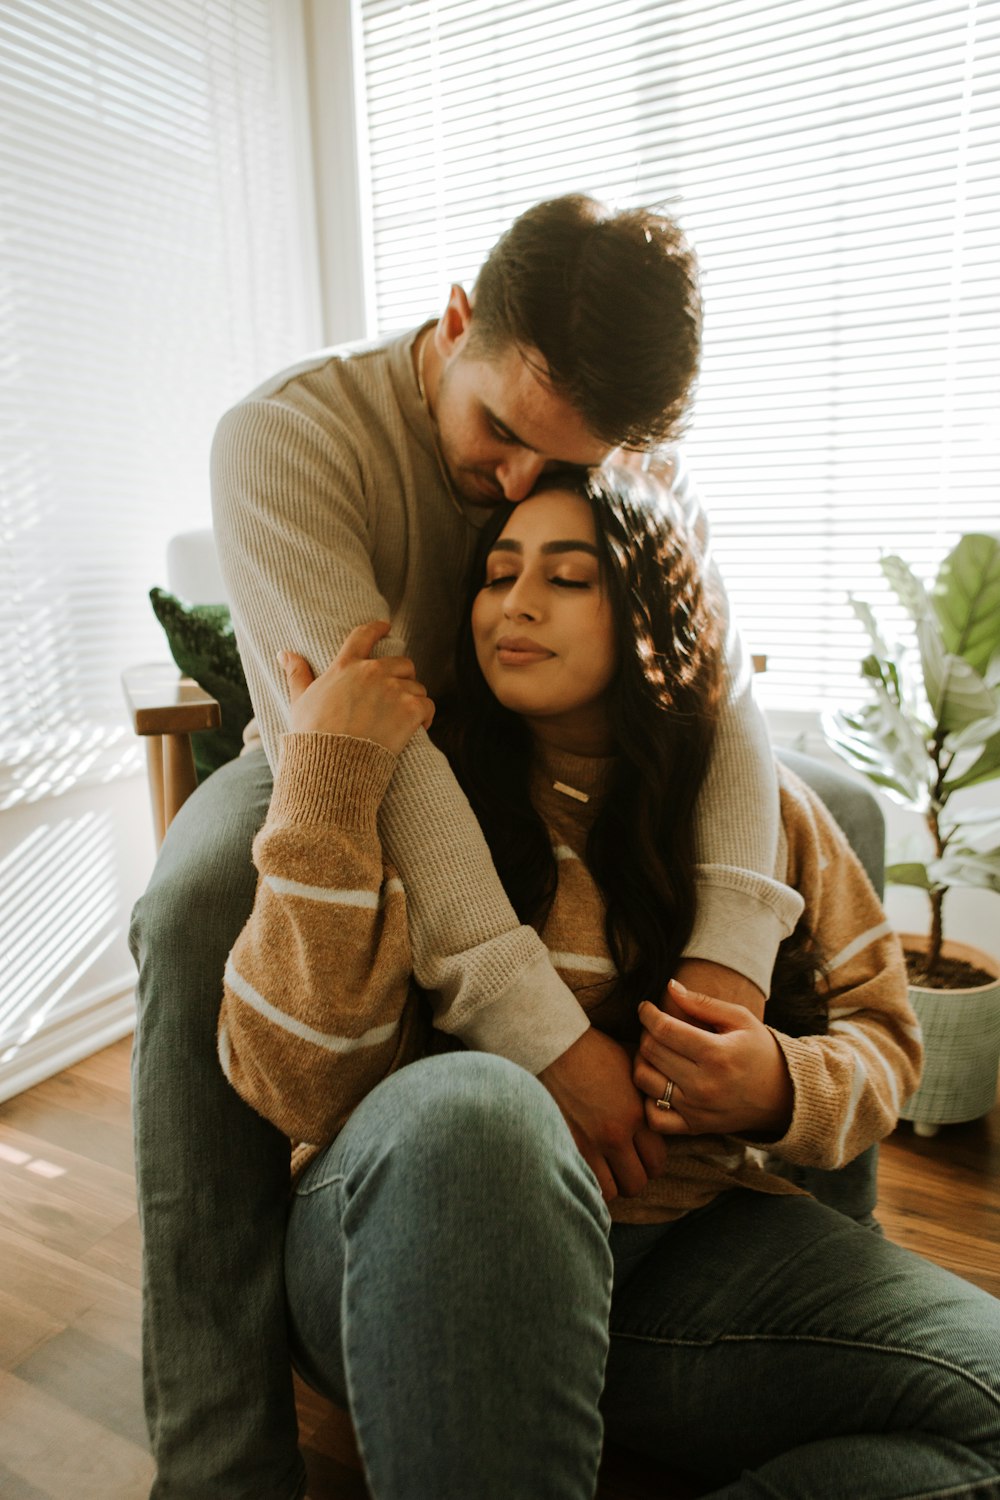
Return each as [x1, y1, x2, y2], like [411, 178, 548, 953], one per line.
[548, 950, 617, 975]
[264, 874, 403, 908]
[829, 1020, 901, 1115]
[218, 1018, 233, 1081]
[833, 1052, 868, 1166]
[827, 920, 893, 975]
[224, 958, 399, 1054]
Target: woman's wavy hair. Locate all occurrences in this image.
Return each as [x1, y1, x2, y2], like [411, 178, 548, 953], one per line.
[432, 466, 723, 1010]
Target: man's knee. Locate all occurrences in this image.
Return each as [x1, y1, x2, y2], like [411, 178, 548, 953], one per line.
[130, 750, 273, 1011]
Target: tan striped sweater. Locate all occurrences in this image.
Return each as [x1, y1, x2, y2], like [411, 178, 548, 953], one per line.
[211, 327, 803, 1078]
[218, 734, 922, 1225]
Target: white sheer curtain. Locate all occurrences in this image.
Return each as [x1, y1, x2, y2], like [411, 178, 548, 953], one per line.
[0, 0, 318, 1095]
[0, 0, 319, 810]
[356, 0, 999, 711]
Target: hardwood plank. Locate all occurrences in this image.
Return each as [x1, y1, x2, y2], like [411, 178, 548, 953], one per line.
[0, 1371, 154, 1500]
[0, 1288, 64, 1372]
[80, 1212, 143, 1290]
[0, 1220, 135, 1327]
[14, 1325, 149, 1449]
[0, 1126, 136, 1260]
[74, 1282, 145, 1364]
[0, 1460, 53, 1500]
[1, 1037, 996, 1500]
[67, 1039, 134, 1100]
[0, 1091, 134, 1176]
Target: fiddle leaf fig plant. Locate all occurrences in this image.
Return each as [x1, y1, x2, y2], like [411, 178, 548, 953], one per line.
[823, 532, 1000, 985]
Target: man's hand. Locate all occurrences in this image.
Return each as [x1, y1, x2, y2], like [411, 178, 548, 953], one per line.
[634, 979, 794, 1139]
[280, 621, 434, 755]
[539, 1028, 667, 1202]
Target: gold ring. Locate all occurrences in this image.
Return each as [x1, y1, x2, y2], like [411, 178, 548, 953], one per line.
[654, 1078, 675, 1112]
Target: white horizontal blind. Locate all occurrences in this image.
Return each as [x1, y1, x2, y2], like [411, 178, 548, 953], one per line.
[356, 0, 1000, 710]
[0, 0, 318, 808]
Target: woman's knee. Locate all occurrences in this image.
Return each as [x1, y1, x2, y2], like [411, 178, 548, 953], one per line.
[337, 1052, 600, 1212]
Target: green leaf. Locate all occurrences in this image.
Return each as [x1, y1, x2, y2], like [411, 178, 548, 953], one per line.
[924, 641, 1000, 734]
[932, 533, 1000, 677]
[944, 702, 1000, 753]
[943, 805, 1000, 835]
[885, 861, 933, 890]
[930, 850, 1000, 896]
[881, 554, 932, 623]
[849, 595, 893, 660]
[822, 701, 928, 808]
[945, 727, 1000, 793]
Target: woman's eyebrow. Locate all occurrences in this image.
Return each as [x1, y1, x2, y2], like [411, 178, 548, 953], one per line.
[541, 540, 600, 557]
[487, 539, 599, 558]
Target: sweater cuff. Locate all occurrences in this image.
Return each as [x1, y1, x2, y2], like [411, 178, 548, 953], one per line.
[745, 1030, 832, 1167]
[450, 948, 591, 1075]
[268, 732, 397, 832]
[683, 868, 805, 994]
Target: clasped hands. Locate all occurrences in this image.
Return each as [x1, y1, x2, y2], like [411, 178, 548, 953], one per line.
[540, 963, 795, 1203]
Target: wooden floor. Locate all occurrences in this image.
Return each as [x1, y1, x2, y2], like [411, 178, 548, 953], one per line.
[0, 1038, 997, 1500]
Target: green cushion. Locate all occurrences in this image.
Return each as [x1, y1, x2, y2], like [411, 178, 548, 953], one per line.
[148, 587, 254, 782]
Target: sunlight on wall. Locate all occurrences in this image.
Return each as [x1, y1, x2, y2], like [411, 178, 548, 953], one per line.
[0, 809, 120, 1065]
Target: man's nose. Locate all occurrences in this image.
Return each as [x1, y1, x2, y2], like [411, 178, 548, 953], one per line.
[497, 451, 546, 503]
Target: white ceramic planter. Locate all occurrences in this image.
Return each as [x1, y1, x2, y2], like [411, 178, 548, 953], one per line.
[898, 936, 1000, 1137]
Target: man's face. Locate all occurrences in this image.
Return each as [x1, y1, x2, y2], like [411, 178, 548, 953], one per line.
[433, 341, 612, 506]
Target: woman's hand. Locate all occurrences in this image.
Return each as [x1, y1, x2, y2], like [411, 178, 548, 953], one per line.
[634, 979, 794, 1139]
[280, 621, 434, 756]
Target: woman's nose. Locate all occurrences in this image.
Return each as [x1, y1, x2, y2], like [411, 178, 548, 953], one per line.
[503, 575, 542, 620]
[496, 451, 546, 503]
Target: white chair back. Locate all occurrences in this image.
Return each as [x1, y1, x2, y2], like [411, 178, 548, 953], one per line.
[166, 529, 227, 605]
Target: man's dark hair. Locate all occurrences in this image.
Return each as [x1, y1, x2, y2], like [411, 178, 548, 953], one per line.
[470, 194, 702, 450]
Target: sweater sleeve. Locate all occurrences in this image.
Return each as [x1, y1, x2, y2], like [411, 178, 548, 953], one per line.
[217, 733, 426, 1147]
[667, 452, 804, 992]
[749, 776, 923, 1170]
[212, 396, 590, 1076]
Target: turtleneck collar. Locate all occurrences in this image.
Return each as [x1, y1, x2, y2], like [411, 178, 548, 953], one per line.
[530, 740, 618, 835]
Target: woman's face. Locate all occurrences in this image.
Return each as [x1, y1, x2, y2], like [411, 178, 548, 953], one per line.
[471, 489, 617, 753]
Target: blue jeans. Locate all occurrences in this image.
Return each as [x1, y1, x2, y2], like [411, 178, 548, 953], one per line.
[129, 747, 919, 1497]
[287, 1052, 1000, 1500]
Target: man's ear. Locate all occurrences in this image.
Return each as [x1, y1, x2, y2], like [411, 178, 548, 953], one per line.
[434, 284, 474, 358]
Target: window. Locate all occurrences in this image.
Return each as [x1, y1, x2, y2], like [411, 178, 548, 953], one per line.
[0, 0, 319, 809]
[355, 0, 999, 711]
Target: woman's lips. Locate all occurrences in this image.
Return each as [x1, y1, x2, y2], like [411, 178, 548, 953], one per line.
[496, 637, 555, 665]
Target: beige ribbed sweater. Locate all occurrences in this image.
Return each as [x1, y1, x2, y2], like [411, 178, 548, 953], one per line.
[218, 738, 922, 1225]
[211, 328, 803, 1075]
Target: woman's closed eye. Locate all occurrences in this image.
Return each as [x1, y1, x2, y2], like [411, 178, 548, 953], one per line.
[483, 573, 592, 590]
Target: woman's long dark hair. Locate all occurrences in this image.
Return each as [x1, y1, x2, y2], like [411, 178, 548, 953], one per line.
[432, 467, 724, 1009]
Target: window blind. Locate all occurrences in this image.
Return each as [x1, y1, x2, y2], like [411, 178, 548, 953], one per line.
[0, 0, 318, 808]
[356, 0, 999, 711]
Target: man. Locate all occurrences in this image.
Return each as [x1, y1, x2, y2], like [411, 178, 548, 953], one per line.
[131, 195, 843, 1497]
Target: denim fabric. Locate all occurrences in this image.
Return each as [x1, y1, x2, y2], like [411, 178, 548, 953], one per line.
[285, 1053, 613, 1499]
[128, 750, 305, 1500]
[604, 1195, 1000, 1499]
[131, 745, 917, 1496]
[287, 1056, 1000, 1500]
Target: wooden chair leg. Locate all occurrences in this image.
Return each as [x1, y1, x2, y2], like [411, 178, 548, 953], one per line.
[145, 736, 166, 848]
[163, 732, 198, 829]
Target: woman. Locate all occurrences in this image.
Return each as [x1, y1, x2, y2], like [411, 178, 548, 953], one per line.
[218, 471, 999, 1499]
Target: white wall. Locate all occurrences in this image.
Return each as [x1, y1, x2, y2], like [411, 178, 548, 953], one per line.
[0, 773, 156, 1102]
